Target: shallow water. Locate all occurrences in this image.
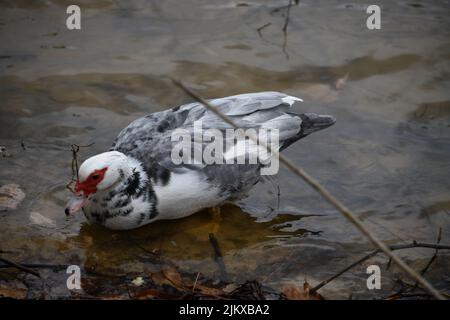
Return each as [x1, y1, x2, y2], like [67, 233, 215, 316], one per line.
[0, 0, 449, 299]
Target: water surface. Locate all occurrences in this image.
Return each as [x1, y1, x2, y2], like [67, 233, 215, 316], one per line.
[0, 0, 449, 299]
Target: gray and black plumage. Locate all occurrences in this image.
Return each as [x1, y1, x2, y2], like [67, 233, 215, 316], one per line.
[65, 92, 335, 230]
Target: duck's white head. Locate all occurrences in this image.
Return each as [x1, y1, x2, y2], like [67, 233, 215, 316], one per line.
[65, 151, 131, 215]
[76, 151, 131, 196]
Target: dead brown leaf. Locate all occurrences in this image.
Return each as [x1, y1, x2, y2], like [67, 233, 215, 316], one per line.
[192, 283, 224, 297]
[131, 288, 179, 300]
[283, 280, 323, 300]
[162, 266, 185, 288]
[149, 266, 189, 292]
[0, 184, 25, 211]
[149, 270, 173, 287]
[150, 268, 225, 298]
[0, 283, 28, 299]
[412, 100, 450, 121]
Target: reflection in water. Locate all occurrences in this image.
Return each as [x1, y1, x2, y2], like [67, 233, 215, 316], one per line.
[72, 205, 313, 275]
[411, 100, 450, 122]
[170, 54, 420, 98]
[420, 200, 450, 218]
[0, 53, 422, 141]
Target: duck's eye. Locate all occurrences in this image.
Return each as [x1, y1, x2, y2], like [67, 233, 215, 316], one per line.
[91, 174, 100, 180]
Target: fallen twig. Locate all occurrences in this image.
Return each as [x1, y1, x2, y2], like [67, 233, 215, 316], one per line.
[276, 185, 281, 210]
[209, 233, 229, 282]
[311, 251, 379, 294]
[281, 0, 293, 59]
[20, 138, 26, 151]
[0, 263, 67, 271]
[0, 257, 41, 278]
[385, 292, 435, 300]
[171, 79, 445, 300]
[192, 272, 200, 293]
[420, 229, 442, 275]
[310, 242, 450, 293]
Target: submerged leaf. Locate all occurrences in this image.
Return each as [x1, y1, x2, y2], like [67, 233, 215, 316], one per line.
[300, 83, 338, 104]
[29, 211, 56, 228]
[0, 184, 25, 211]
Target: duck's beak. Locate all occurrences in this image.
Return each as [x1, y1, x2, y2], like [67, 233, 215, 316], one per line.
[65, 193, 90, 216]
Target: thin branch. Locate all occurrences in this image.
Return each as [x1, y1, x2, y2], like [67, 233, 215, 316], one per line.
[281, 0, 293, 60]
[386, 257, 392, 270]
[170, 79, 445, 300]
[390, 242, 450, 251]
[65, 142, 94, 194]
[259, 0, 297, 60]
[257, 22, 271, 38]
[310, 242, 450, 293]
[282, 0, 293, 33]
[413, 228, 442, 291]
[311, 251, 379, 294]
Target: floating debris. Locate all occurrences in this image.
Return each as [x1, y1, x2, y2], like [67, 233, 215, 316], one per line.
[131, 277, 144, 287]
[0, 146, 11, 158]
[71, 265, 288, 300]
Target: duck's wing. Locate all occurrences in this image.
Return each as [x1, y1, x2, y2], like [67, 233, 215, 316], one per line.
[111, 92, 333, 196]
[177, 91, 306, 145]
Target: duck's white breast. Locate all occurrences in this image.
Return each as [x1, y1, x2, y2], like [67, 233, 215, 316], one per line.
[153, 170, 225, 220]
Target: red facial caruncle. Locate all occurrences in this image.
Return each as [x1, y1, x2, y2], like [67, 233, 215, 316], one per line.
[75, 167, 108, 197]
